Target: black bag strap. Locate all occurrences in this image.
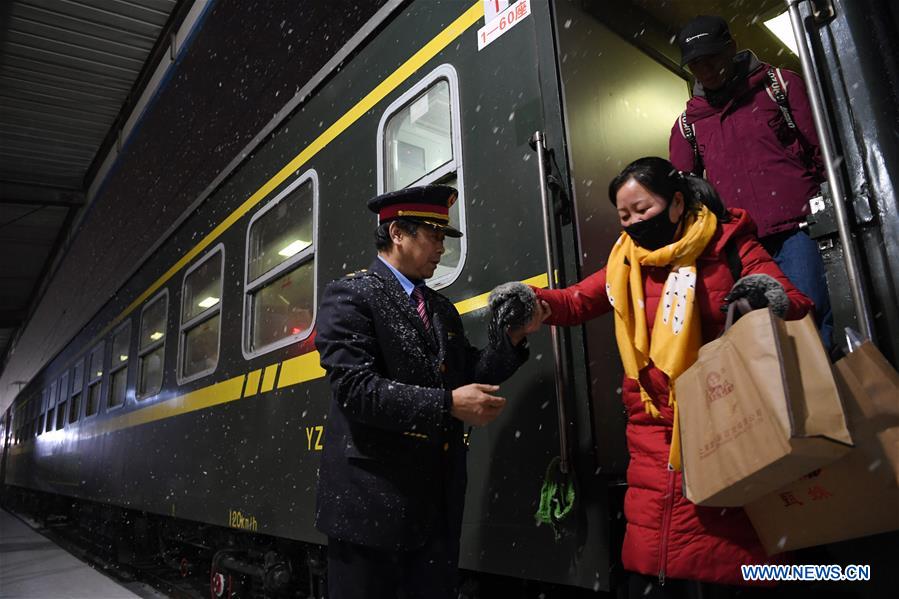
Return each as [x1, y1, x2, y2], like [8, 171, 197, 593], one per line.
[724, 238, 742, 283]
[765, 67, 797, 129]
[678, 110, 704, 176]
[708, 239, 742, 318]
[764, 67, 814, 158]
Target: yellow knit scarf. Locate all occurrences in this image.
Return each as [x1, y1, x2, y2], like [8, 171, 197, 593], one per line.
[606, 204, 717, 470]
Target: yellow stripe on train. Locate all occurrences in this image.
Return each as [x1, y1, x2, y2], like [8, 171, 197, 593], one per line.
[108, 2, 485, 336]
[11, 272, 548, 450]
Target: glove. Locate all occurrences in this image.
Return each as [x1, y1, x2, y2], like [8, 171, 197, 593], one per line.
[487, 282, 536, 346]
[723, 274, 789, 318]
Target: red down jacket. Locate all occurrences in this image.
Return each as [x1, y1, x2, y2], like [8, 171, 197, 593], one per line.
[535, 208, 813, 585]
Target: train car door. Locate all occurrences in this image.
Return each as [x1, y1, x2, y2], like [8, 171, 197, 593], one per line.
[460, 1, 697, 591]
[458, 1, 699, 591]
[550, 0, 691, 474]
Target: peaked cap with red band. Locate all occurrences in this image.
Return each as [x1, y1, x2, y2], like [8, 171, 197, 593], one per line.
[367, 185, 462, 238]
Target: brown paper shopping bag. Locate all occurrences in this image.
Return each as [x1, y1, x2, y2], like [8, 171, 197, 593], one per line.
[675, 305, 852, 506]
[746, 341, 899, 554]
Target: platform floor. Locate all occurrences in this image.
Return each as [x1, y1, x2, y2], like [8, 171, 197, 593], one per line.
[0, 508, 146, 598]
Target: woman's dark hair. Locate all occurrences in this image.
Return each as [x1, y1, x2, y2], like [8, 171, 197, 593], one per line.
[374, 218, 420, 250]
[607, 156, 730, 222]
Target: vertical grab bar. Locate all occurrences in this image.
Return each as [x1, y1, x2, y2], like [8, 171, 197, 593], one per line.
[531, 130, 571, 474]
[785, 0, 874, 340]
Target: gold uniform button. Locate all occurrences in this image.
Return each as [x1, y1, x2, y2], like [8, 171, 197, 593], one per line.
[443, 442, 450, 452]
[439, 363, 447, 373]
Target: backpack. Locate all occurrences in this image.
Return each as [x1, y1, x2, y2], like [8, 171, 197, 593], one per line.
[678, 67, 806, 176]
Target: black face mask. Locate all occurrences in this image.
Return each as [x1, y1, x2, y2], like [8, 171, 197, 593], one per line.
[624, 206, 680, 250]
[705, 55, 750, 107]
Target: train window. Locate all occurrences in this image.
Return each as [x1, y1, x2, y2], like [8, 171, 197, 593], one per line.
[138, 291, 168, 399]
[44, 381, 59, 431]
[38, 387, 49, 434]
[377, 64, 466, 289]
[56, 372, 69, 430]
[384, 80, 453, 189]
[45, 381, 57, 433]
[243, 171, 318, 358]
[69, 359, 83, 423]
[108, 321, 131, 409]
[179, 246, 223, 383]
[85, 343, 104, 417]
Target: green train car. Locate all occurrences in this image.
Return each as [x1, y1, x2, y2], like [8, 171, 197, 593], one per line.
[2, 1, 897, 596]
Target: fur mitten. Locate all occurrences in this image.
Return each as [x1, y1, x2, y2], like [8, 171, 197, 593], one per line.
[723, 273, 789, 318]
[488, 282, 536, 346]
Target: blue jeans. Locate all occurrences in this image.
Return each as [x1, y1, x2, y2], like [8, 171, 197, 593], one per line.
[762, 229, 833, 349]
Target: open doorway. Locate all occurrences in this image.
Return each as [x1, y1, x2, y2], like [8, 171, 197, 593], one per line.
[552, 0, 798, 471]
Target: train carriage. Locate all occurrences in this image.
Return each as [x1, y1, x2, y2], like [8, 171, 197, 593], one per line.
[2, 1, 897, 596]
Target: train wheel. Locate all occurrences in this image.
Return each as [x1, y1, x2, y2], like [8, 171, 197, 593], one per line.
[210, 551, 232, 599]
[210, 570, 231, 599]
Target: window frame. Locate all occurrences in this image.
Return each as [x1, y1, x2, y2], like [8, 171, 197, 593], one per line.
[45, 379, 59, 433]
[376, 63, 467, 290]
[137, 289, 169, 400]
[69, 358, 84, 424]
[178, 244, 225, 384]
[84, 342, 105, 419]
[107, 319, 132, 411]
[242, 169, 319, 360]
[40, 386, 51, 435]
[55, 372, 69, 430]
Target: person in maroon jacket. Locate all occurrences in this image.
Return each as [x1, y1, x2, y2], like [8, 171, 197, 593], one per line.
[497, 157, 812, 597]
[669, 15, 832, 349]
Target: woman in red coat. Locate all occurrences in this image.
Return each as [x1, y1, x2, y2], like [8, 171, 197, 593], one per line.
[535, 157, 813, 596]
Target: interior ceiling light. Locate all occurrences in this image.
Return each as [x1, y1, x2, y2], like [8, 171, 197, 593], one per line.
[198, 296, 220, 309]
[278, 239, 311, 257]
[150, 331, 163, 341]
[764, 11, 799, 56]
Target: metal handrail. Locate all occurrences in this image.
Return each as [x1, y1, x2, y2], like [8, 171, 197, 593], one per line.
[785, 0, 874, 340]
[531, 130, 571, 474]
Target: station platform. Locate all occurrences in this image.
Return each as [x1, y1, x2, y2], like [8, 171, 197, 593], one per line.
[0, 509, 145, 598]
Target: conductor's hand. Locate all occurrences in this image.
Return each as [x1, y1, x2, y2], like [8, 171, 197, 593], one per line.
[450, 384, 506, 427]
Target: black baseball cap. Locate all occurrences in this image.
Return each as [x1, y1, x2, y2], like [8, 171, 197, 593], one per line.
[677, 15, 733, 66]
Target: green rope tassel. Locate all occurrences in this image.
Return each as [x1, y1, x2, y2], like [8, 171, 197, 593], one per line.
[534, 456, 576, 540]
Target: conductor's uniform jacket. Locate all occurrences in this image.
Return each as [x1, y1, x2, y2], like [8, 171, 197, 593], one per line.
[314, 257, 527, 552]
